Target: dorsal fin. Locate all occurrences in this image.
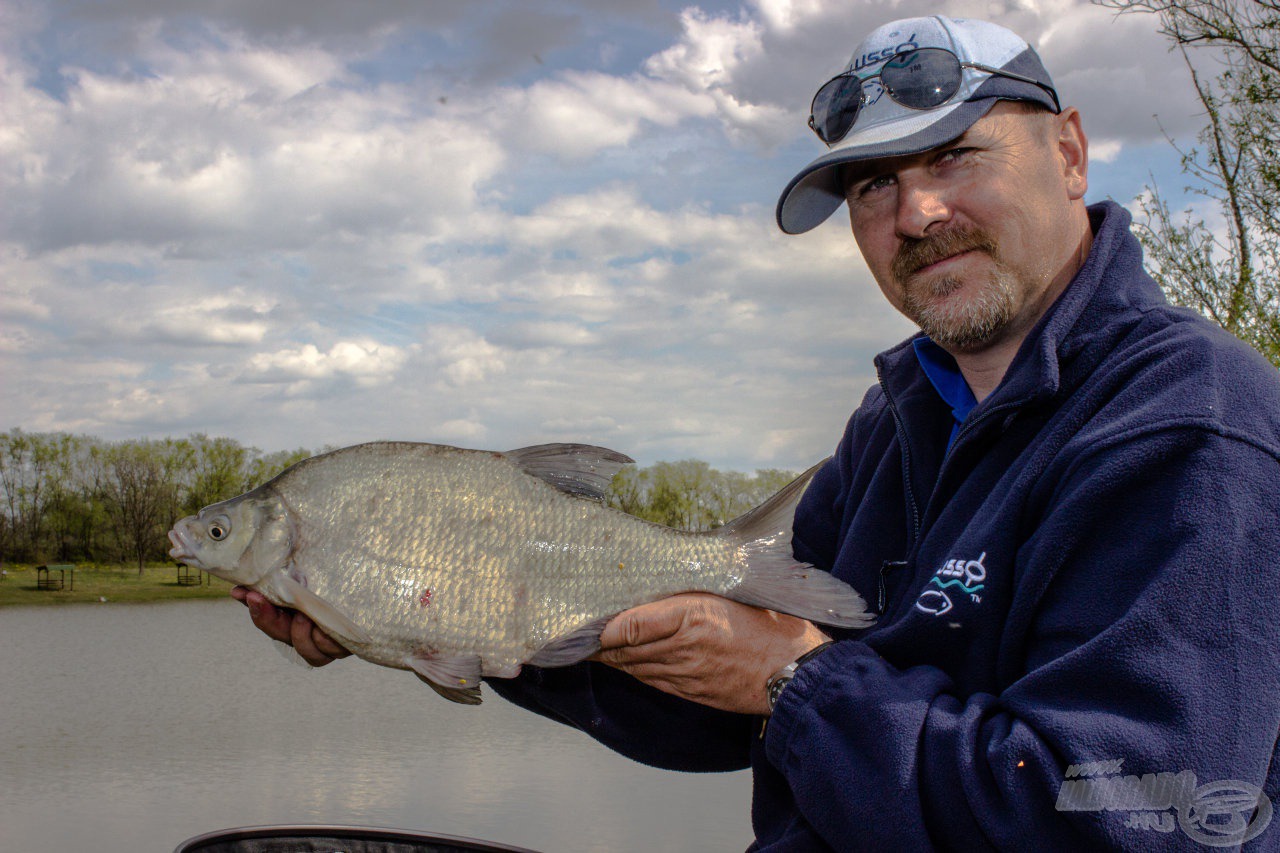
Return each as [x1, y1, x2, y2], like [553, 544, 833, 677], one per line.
[505, 443, 633, 501]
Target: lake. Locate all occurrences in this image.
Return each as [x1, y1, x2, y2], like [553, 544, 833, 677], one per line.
[0, 600, 752, 852]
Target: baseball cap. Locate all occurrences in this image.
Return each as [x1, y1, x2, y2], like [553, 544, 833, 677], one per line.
[776, 16, 1059, 235]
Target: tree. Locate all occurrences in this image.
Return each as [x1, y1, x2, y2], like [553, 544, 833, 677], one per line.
[183, 434, 251, 513]
[606, 460, 802, 531]
[100, 439, 182, 572]
[42, 434, 88, 561]
[0, 429, 59, 562]
[1097, 0, 1280, 366]
[647, 460, 715, 530]
[245, 446, 313, 487]
[607, 464, 652, 518]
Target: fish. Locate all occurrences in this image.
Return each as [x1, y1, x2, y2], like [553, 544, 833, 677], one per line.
[167, 441, 872, 704]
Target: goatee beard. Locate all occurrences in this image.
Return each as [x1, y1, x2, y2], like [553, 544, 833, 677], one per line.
[892, 226, 1015, 352]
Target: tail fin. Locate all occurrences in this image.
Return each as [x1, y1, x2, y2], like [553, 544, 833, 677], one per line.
[717, 460, 873, 629]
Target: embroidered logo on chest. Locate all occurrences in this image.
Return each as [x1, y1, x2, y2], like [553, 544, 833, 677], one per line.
[915, 552, 987, 617]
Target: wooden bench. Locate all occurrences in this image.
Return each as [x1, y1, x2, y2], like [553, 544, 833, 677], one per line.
[37, 564, 75, 591]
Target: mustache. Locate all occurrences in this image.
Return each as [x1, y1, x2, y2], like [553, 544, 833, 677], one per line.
[891, 227, 999, 283]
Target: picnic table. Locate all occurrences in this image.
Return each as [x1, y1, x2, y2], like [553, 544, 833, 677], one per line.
[176, 563, 206, 586]
[37, 564, 74, 591]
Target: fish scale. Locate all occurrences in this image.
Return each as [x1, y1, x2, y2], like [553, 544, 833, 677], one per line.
[168, 441, 872, 704]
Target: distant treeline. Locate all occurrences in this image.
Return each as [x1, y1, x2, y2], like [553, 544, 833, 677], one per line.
[0, 429, 799, 570]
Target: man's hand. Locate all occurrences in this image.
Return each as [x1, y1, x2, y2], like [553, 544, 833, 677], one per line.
[230, 586, 352, 667]
[593, 593, 830, 716]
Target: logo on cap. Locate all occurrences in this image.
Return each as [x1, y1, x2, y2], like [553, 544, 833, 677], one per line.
[852, 32, 919, 72]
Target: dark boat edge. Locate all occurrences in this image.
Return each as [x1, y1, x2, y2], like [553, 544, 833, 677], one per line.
[173, 823, 542, 853]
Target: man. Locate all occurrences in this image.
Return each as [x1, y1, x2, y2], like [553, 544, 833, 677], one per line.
[238, 16, 1280, 850]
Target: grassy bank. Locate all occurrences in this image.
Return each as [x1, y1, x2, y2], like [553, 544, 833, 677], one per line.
[0, 563, 233, 607]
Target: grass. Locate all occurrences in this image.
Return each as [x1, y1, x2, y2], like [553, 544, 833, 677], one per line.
[0, 563, 234, 607]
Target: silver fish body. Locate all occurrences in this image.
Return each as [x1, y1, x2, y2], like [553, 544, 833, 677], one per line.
[168, 442, 871, 703]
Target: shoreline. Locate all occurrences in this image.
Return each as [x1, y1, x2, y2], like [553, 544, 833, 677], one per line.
[0, 564, 232, 607]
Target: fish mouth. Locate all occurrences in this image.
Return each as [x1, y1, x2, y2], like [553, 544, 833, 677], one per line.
[167, 523, 199, 566]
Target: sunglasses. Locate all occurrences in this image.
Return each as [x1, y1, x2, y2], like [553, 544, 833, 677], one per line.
[808, 47, 1061, 146]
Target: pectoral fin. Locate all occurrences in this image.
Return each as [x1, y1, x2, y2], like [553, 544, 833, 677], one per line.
[272, 572, 373, 647]
[407, 653, 484, 705]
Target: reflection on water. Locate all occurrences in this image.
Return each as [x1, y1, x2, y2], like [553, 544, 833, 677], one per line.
[0, 600, 752, 852]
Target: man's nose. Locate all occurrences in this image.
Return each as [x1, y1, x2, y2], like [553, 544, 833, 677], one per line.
[894, 178, 952, 239]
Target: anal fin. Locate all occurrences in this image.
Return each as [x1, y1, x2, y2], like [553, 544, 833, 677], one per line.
[414, 672, 483, 705]
[407, 653, 484, 705]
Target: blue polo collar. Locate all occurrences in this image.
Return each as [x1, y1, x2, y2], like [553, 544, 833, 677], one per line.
[913, 336, 978, 448]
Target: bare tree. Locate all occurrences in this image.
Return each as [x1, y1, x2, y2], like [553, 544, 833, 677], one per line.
[1097, 0, 1280, 366]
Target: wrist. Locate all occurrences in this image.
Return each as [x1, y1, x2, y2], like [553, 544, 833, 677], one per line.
[765, 639, 836, 715]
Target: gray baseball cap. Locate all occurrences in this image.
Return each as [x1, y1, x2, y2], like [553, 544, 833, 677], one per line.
[777, 16, 1059, 235]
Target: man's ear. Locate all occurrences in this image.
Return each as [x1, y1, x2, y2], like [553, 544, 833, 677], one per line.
[1056, 107, 1088, 201]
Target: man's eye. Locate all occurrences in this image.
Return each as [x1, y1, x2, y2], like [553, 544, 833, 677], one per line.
[938, 147, 974, 165]
[855, 174, 895, 197]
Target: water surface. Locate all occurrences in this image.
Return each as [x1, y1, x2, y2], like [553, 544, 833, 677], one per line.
[0, 600, 752, 852]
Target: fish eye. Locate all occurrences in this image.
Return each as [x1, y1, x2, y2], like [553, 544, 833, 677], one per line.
[208, 516, 232, 541]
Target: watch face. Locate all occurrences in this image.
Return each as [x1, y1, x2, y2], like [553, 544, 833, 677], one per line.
[767, 672, 794, 711]
[766, 643, 836, 713]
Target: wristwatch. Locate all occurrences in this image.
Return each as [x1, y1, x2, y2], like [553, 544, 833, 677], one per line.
[765, 640, 836, 713]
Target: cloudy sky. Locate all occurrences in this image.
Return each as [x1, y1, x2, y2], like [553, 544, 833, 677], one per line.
[2, 0, 1208, 472]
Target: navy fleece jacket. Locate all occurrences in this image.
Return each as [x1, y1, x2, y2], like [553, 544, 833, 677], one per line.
[489, 202, 1280, 851]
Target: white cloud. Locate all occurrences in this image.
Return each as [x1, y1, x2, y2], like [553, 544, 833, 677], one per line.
[437, 418, 489, 443]
[493, 71, 714, 158]
[491, 321, 601, 349]
[130, 291, 276, 346]
[644, 6, 794, 145]
[244, 340, 409, 385]
[749, 0, 832, 34]
[645, 8, 763, 91]
[4, 33, 504, 255]
[1090, 140, 1123, 164]
[422, 326, 509, 388]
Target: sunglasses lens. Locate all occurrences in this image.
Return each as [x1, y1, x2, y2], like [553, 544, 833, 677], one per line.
[811, 74, 864, 144]
[881, 48, 963, 109]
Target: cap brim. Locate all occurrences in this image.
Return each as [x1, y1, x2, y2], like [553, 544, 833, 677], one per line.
[776, 97, 999, 235]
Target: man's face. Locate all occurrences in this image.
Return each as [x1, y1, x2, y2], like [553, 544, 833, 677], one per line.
[843, 102, 1088, 353]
